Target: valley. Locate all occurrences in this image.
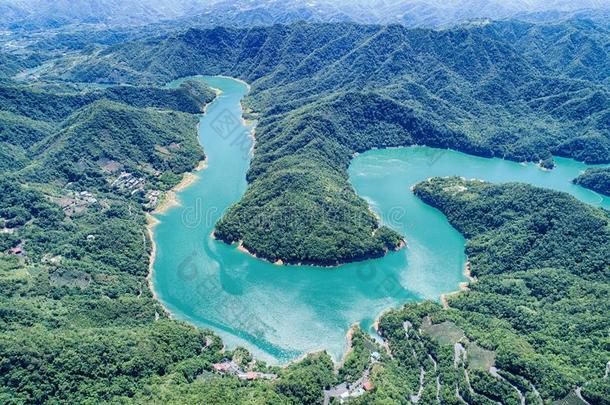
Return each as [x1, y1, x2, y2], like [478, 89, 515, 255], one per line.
[55, 20, 610, 266]
[1, 7, 609, 404]
[149, 75, 610, 369]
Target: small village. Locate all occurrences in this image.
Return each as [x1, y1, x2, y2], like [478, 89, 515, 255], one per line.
[55, 190, 98, 216]
[323, 350, 380, 404]
[111, 172, 146, 195]
[143, 189, 161, 209]
[1, 170, 165, 259]
[208, 329, 383, 404]
[211, 359, 277, 381]
[111, 171, 162, 209]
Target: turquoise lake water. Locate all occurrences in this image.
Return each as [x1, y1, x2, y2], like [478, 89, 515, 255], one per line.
[151, 76, 610, 364]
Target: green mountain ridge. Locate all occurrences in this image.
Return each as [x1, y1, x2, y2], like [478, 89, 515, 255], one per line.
[1, 16, 609, 404]
[0, 79, 215, 184]
[24, 99, 204, 185]
[53, 19, 610, 264]
[573, 167, 610, 196]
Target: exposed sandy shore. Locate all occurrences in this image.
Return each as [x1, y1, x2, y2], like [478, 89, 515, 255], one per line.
[366, 204, 408, 252]
[237, 240, 258, 258]
[152, 80, 218, 216]
[288, 350, 328, 367]
[154, 159, 207, 215]
[440, 260, 475, 309]
[230, 233, 406, 268]
[145, 214, 168, 316]
[145, 159, 208, 317]
[394, 240, 407, 251]
[146, 86, 220, 317]
[230, 238, 338, 267]
[234, 239, 283, 266]
[337, 324, 358, 369]
[372, 318, 392, 356]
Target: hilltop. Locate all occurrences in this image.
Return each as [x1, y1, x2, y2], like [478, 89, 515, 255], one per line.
[53, 19, 610, 264]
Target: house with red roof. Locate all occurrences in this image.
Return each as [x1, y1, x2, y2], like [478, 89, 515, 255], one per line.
[9, 246, 23, 255]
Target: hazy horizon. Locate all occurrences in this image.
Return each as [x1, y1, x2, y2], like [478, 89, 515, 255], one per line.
[1, 0, 609, 30]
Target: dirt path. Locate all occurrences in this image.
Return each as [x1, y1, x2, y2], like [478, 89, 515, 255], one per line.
[575, 387, 591, 405]
[409, 367, 426, 403]
[490, 367, 525, 405]
[455, 386, 468, 404]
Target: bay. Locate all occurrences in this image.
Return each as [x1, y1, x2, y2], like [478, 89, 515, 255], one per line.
[151, 76, 610, 364]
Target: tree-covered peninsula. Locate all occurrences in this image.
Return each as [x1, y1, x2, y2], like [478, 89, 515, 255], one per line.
[56, 19, 610, 264]
[574, 167, 610, 196]
[365, 178, 610, 404]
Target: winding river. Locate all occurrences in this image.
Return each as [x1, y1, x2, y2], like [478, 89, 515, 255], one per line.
[151, 76, 610, 364]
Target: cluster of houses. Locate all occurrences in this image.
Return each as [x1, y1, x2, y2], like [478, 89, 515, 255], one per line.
[57, 190, 98, 216]
[111, 172, 146, 194]
[323, 351, 381, 404]
[144, 190, 161, 209]
[212, 349, 380, 403]
[212, 360, 277, 381]
[323, 374, 375, 404]
[111, 172, 162, 209]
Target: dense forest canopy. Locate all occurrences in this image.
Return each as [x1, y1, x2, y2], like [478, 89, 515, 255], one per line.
[54, 18, 610, 264]
[573, 167, 610, 196]
[0, 79, 214, 177]
[1, 11, 610, 404]
[384, 178, 610, 403]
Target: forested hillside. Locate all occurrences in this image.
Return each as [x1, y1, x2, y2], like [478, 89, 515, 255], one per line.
[0, 78, 219, 402]
[574, 167, 610, 196]
[2, 14, 610, 404]
[55, 19, 610, 264]
[365, 178, 610, 404]
[0, 79, 214, 176]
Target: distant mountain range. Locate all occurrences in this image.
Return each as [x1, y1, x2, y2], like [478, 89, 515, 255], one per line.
[0, 0, 207, 29]
[1, 0, 609, 31]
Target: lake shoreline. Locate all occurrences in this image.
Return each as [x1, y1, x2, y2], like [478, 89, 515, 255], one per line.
[148, 76, 591, 368]
[217, 75, 251, 91]
[145, 214, 168, 316]
[123, 75, 473, 370]
[146, 84, 222, 320]
[155, 159, 207, 214]
[440, 260, 475, 309]
[219, 235, 407, 268]
[337, 324, 358, 369]
[145, 157, 208, 305]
